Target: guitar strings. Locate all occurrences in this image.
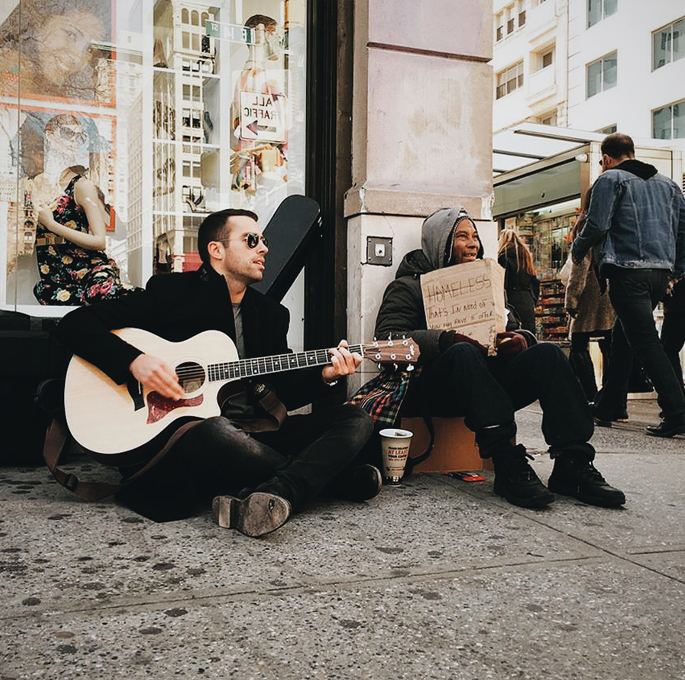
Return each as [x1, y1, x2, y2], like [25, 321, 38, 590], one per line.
[172, 343, 413, 381]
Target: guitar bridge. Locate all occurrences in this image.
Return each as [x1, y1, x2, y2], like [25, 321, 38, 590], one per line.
[126, 377, 145, 412]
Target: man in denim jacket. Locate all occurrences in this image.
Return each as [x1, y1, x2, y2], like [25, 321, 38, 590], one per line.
[573, 133, 685, 437]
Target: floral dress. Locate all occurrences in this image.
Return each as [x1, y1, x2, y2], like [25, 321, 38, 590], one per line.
[33, 176, 140, 305]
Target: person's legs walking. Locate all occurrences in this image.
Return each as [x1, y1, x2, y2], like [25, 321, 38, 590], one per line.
[594, 320, 632, 424]
[607, 268, 685, 435]
[569, 332, 598, 401]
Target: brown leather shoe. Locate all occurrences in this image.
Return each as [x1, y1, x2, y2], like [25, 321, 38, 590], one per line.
[212, 492, 291, 537]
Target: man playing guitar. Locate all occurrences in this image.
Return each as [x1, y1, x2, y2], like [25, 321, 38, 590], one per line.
[56, 208, 379, 537]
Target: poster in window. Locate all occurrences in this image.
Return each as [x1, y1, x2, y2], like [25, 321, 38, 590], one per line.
[0, 0, 114, 105]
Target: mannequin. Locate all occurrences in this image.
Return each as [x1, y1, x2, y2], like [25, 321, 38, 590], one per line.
[33, 164, 140, 305]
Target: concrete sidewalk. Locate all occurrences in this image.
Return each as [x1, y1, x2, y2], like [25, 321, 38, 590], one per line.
[1, 398, 683, 680]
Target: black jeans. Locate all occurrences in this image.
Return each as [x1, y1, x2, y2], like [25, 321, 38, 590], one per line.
[596, 267, 685, 420]
[116, 404, 373, 521]
[402, 342, 594, 459]
[661, 278, 685, 397]
[569, 330, 612, 402]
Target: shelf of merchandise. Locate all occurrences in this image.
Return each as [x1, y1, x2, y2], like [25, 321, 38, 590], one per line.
[535, 278, 569, 342]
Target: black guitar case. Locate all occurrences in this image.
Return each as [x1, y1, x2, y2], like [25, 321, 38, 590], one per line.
[252, 195, 322, 302]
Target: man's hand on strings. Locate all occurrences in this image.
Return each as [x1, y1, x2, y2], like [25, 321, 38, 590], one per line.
[130, 354, 185, 401]
[322, 340, 362, 385]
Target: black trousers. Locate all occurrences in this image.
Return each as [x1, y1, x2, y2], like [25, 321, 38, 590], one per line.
[116, 404, 373, 522]
[595, 267, 685, 420]
[402, 342, 594, 459]
[569, 330, 612, 402]
[661, 288, 685, 396]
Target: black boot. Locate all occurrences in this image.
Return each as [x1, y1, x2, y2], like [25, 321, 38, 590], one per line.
[324, 464, 383, 502]
[646, 414, 685, 438]
[212, 493, 291, 537]
[547, 454, 625, 507]
[491, 444, 555, 509]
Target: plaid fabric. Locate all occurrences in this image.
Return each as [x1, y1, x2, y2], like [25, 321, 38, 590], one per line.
[347, 367, 422, 427]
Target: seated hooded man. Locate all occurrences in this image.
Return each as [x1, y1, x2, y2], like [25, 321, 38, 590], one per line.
[352, 207, 625, 509]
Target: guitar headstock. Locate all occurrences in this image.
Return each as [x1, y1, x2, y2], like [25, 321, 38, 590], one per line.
[362, 338, 420, 365]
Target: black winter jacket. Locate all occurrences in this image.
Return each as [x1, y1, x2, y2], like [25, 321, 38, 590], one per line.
[57, 265, 328, 412]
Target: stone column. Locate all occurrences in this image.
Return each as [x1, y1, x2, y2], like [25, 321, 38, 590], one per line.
[345, 0, 495, 391]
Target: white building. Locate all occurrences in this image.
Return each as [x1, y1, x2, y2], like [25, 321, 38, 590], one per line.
[493, 0, 685, 180]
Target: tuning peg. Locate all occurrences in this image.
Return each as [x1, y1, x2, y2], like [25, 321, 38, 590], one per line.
[407, 364, 415, 372]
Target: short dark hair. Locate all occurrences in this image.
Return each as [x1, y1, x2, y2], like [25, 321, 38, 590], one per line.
[601, 133, 635, 160]
[197, 209, 259, 264]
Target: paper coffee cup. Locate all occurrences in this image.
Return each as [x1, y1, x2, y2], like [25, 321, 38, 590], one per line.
[379, 428, 413, 484]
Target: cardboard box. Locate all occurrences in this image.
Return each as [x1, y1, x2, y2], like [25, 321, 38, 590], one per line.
[402, 417, 493, 473]
[420, 258, 507, 354]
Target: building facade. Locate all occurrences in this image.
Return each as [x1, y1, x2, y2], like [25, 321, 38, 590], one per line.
[1, 0, 495, 389]
[493, 0, 685, 168]
[492, 0, 685, 342]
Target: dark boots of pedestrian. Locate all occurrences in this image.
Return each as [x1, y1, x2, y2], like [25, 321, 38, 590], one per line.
[547, 453, 625, 507]
[491, 444, 555, 509]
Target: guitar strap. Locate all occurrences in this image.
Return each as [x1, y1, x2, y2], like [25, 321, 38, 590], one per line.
[43, 417, 201, 502]
[228, 381, 287, 432]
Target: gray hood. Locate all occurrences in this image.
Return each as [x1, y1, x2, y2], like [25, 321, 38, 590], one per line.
[421, 207, 485, 269]
[395, 207, 485, 279]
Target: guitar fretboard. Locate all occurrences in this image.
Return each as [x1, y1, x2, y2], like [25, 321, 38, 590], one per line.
[206, 344, 365, 382]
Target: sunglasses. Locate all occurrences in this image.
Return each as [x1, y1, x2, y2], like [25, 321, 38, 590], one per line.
[219, 233, 268, 249]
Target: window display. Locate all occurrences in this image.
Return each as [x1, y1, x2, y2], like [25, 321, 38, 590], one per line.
[1, 0, 307, 313]
[503, 199, 579, 341]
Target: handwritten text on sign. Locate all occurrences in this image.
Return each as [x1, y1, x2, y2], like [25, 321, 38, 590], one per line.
[421, 259, 506, 354]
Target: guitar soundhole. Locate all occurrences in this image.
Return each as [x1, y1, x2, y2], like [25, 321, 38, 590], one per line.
[176, 361, 205, 394]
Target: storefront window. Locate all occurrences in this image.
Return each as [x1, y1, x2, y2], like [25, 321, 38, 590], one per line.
[503, 199, 579, 341]
[0, 0, 306, 313]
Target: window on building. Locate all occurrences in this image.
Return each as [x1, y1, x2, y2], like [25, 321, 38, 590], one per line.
[496, 62, 524, 99]
[588, 0, 617, 28]
[653, 17, 684, 70]
[507, 17, 515, 34]
[539, 111, 557, 126]
[191, 10, 199, 26]
[518, 10, 526, 27]
[181, 8, 189, 24]
[541, 49, 553, 68]
[599, 124, 618, 134]
[587, 52, 617, 98]
[495, 13, 504, 42]
[653, 100, 684, 139]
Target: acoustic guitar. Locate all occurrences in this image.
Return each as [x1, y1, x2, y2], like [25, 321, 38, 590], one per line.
[64, 328, 419, 455]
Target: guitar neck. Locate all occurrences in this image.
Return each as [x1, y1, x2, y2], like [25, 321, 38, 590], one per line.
[206, 344, 364, 383]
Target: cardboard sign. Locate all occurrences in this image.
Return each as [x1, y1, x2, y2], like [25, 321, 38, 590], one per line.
[420, 258, 507, 355]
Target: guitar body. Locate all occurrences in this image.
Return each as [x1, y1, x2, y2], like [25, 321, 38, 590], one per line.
[65, 328, 239, 456]
[64, 329, 419, 458]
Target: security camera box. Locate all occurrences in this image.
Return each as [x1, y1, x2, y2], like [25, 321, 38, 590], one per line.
[420, 258, 507, 355]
